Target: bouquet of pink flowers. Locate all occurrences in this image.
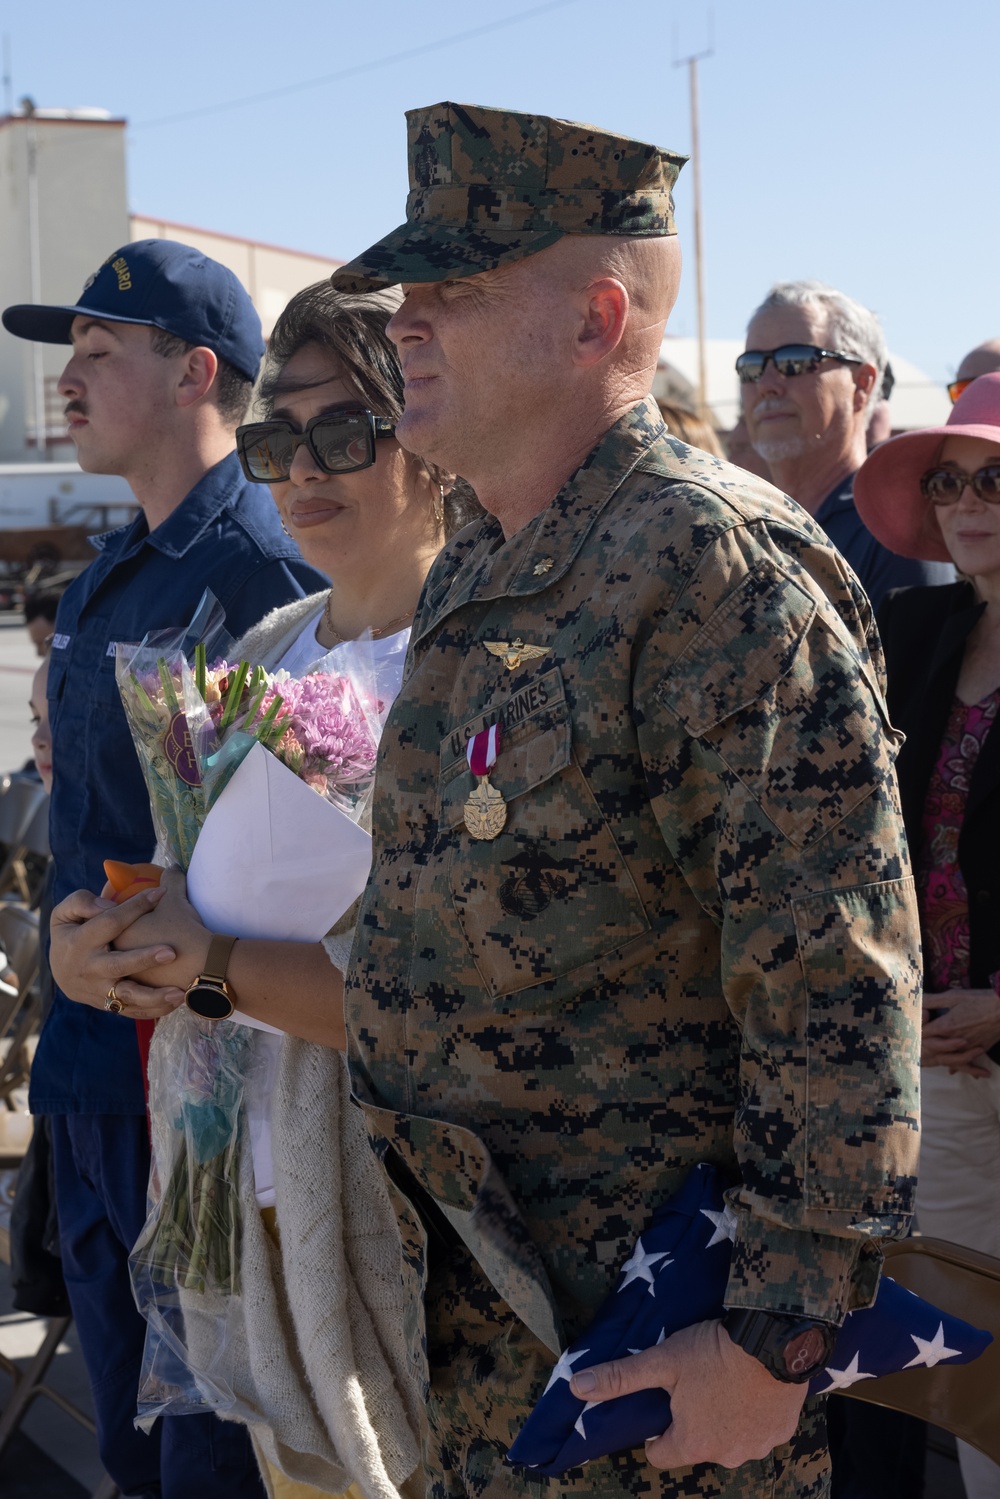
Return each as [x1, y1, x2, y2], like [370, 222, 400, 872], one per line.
[116, 595, 382, 1425]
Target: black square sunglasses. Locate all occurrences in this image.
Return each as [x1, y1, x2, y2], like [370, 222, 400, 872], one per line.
[236, 406, 395, 483]
[736, 344, 864, 384]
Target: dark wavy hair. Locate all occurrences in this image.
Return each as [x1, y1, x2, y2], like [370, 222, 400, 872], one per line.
[257, 281, 481, 539]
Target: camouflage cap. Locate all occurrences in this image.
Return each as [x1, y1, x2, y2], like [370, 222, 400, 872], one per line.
[331, 101, 687, 292]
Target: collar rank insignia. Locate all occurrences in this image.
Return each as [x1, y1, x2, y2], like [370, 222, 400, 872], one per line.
[484, 639, 549, 672]
[533, 557, 554, 576]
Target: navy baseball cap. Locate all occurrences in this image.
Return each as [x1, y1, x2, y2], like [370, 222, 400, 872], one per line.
[2, 239, 265, 382]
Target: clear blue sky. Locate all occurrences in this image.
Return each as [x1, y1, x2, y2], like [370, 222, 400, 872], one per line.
[5, 0, 993, 382]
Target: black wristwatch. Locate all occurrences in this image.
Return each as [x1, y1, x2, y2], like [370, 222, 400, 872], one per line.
[721, 1308, 836, 1384]
[184, 933, 238, 1020]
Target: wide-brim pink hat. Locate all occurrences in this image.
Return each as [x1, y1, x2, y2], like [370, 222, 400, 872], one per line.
[854, 372, 1000, 562]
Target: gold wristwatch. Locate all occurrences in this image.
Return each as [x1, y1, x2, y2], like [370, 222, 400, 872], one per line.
[184, 933, 238, 1019]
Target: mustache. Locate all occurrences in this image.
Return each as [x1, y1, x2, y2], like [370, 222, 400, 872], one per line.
[750, 398, 795, 418]
[63, 401, 87, 420]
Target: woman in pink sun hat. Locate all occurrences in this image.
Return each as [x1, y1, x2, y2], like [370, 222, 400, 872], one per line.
[855, 373, 1000, 1499]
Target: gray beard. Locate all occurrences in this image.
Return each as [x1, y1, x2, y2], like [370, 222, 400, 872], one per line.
[752, 433, 814, 464]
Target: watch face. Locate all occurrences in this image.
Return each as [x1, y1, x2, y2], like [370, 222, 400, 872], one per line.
[780, 1325, 832, 1379]
[185, 983, 234, 1020]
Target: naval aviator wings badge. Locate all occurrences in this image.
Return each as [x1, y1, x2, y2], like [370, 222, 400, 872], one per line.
[484, 639, 550, 672]
[464, 722, 507, 840]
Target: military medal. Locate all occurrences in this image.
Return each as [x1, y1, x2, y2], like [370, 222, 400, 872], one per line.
[464, 722, 507, 840]
[484, 639, 550, 672]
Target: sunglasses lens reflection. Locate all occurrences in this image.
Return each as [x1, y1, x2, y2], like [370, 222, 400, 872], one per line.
[736, 353, 766, 383]
[772, 346, 820, 377]
[244, 430, 294, 480]
[311, 414, 371, 472]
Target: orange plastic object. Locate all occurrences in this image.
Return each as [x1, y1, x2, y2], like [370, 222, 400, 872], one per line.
[103, 860, 163, 904]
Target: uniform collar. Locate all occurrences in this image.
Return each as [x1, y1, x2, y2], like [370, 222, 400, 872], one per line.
[89, 451, 246, 564]
[419, 397, 666, 640]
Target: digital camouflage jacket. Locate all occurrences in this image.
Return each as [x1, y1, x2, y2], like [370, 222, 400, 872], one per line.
[345, 395, 922, 1388]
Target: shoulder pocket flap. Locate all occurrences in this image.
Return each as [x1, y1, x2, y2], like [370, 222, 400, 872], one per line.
[656, 562, 817, 735]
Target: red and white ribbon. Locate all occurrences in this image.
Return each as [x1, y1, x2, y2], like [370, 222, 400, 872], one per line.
[467, 722, 502, 777]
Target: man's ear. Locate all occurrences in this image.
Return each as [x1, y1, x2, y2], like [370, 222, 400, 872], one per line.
[852, 361, 878, 413]
[573, 278, 629, 369]
[175, 346, 220, 409]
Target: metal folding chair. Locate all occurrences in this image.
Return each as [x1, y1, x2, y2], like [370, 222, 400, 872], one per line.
[847, 1235, 1000, 1465]
[0, 781, 48, 904]
[0, 907, 40, 1107]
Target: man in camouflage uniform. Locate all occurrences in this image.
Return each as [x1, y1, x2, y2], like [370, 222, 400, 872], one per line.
[332, 102, 922, 1499]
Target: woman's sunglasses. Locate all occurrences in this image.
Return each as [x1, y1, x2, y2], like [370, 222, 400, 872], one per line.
[947, 379, 973, 404]
[920, 464, 1000, 505]
[735, 344, 863, 384]
[235, 406, 395, 483]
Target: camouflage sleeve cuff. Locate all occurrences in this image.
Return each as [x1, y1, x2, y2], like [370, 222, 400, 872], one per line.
[723, 1213, 883, 1326]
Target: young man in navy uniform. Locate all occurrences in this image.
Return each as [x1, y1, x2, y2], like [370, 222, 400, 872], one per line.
[2, 241, 327, 1497]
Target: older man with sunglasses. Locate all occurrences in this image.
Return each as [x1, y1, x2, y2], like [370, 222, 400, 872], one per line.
[739, 280, 952, 611]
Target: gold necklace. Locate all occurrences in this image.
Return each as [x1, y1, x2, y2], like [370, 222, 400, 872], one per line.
[321, 592, 414, 646]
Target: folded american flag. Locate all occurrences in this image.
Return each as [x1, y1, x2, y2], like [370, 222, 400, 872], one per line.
[507, 1164, 991, 1476]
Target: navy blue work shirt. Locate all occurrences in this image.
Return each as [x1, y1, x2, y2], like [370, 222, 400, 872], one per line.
[815, 471, 954, 614]
[33, 451, 328, 1115]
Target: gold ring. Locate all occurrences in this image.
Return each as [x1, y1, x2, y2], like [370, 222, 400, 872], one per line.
[105, 987, 125, 1015]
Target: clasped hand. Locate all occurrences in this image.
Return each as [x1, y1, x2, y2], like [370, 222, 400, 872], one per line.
[922, 989, 1000, 1078]
[50, 870, 209, 1019]
[569, 1319, 806, 1472]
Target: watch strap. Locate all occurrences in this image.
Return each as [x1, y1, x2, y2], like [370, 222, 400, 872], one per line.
[202, 932, 238, 985]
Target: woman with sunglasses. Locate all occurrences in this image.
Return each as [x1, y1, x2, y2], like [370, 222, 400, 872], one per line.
[855, 373, 1000, 1499]
[52, 280, 479, 1498]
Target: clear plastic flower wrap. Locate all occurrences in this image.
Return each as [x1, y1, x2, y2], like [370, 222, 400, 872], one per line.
[112, 594, 382, 1427]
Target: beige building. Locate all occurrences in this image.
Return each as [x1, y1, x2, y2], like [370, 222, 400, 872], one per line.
[0, 105, 343, 464]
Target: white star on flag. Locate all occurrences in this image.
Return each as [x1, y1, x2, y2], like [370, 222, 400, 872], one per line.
[904, 1322, 963, 1369]
[821, 1353, 876, 1391]
[574, 1401, 600, 1439]
[700, 1204, 738, 1247]
[542, 1347, 591, 1395]
[618, 1239, 672, 1295]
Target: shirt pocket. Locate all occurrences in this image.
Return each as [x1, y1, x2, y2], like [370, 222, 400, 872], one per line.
[656, 559, 902, 850]
[438, 668, 649, 998]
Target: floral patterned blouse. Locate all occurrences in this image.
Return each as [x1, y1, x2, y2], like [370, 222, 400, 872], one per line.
[916, 690, 1000, 991]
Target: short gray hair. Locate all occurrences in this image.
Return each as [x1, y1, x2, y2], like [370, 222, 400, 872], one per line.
[747, 279, 887, 415]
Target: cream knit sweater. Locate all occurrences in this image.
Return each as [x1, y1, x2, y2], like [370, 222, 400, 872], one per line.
[146, 596, 423, 1499]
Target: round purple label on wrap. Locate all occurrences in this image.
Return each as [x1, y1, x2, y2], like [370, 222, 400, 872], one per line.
[164, 711, 201, 787]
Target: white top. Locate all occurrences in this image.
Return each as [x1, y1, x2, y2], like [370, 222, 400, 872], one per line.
[242, 621, 411, 1208]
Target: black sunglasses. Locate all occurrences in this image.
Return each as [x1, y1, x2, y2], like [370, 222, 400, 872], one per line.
[235, 406, 395, 483]
[736, 344, 864, 384]
[920, 464, 1000, 506]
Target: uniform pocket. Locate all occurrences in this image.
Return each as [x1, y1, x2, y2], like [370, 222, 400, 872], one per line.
[657, 560, 902, 849]
[439, 668, 649, 997]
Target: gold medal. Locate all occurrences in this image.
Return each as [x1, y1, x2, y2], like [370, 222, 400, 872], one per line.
[464, 777, 508, 840]
[463, 721, 507, 840]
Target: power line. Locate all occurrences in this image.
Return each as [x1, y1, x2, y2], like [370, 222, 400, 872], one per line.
[133, 0, 584, 131]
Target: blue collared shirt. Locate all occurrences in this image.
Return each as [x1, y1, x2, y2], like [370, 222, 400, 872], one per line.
[815, 471, 954, 613]
[33, 451, 328, 1115]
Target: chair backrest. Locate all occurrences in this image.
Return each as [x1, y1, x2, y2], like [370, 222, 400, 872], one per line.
[21, 795, 49, 858]
[847, 1236, 1000, 1464]
[0, 905, 40, 994]
[0, 778, 47, 848]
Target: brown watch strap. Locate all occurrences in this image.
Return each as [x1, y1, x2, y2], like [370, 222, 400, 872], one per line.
[202, 933, 238, 984]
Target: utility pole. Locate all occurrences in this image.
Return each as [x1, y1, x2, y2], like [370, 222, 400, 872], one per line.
[674, 20, 713, 421]
[25, 109, 48, 456]
[1, 36, 11, 118]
